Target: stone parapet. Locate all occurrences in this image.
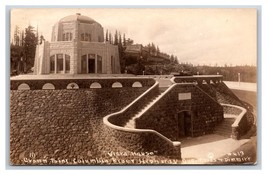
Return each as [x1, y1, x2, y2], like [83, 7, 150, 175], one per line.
[221, 104, 248, 140]
[10, 77, 156, 90]
[171, 75, 223, 84]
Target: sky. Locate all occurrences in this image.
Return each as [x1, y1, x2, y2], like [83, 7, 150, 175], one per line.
[10, 8, 257, 66]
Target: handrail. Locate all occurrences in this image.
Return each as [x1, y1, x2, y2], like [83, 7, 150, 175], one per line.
[103, 81, 181, 147]
[220, 103, 247, 128]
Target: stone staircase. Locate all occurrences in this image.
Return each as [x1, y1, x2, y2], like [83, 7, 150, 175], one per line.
[214, 117, 236, 137]
[124, 93, 162, 128]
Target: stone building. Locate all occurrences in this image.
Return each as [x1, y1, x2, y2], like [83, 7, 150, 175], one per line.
[34, 13, 121, 75]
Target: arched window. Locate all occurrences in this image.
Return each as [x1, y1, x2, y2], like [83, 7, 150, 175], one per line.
[62, 32, 72, 41]
[57, 54, 64, 73]
[90, 82, 102, 89]
[42, 83, 55, 90]
[70, 33, 73, 41]
[112, 82, 123, 88]
[50, 54, 70, 74]
[81, 33, 84, 41]
[132, 82, 143, 87]
[85, 33, 89, 41]
[18, 83, 30, 90]
[81, 33, 91, 42]
[66, 83, 79, 89]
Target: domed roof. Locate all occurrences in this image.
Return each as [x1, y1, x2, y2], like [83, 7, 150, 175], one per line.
[59, 13, 97, 24]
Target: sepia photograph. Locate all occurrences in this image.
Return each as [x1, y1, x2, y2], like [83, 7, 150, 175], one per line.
[9, 8, 257, 165]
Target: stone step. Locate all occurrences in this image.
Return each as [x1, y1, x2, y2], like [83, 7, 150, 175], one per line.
[214, 118, 235, 137]
[214, 129, 232, 133]
[123, 92, 162, 128]
[214, 132, 232, 137]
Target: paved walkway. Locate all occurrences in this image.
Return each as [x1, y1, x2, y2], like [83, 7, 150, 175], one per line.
[180, 134, 250, 164]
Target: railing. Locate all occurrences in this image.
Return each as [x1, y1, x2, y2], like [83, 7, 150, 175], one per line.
[221, 103, 248, 139]
[103, 82, 181, 158]
[171, 75, 223, 85]
[10, 77, 156, 90]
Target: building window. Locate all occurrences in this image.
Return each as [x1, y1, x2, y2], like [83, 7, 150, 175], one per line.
[81, 33, 91, 41]
[62, 32, 72, 41]
[88, 54, 95, 73]
[57, 54, 64, 72]
[81, 54, 97, 74]
[50, 54, 70, 74]
[65, 54, 70, 72]
[70, 33, 73, 41]
[81, 33, 84, 41]
[50, 55, 55, 73]
[84, 33, 89, 41]
[97, 55, 102, 73]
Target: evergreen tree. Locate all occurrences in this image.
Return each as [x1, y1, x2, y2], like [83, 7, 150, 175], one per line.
[20, 32, 24, 46]
[151, 43, 156, 55]
[123, 33, 126, 46]
[170, 54, 174, 62]
[109, 33, 112, 44]
[24, 25, 38, 70]
[14, 25, 20, 46]
[174, 56, 179, 64]
[147, 43, 151, 55]
[156, 45, 160, 56]
[118, 32, 122, 45]
[114, 30, 118, 45]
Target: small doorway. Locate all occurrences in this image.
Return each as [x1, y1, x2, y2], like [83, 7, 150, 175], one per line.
[88, 58, 95, 73]
[178, 111, 192, 138]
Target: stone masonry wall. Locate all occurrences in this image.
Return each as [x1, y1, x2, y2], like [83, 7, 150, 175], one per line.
[10, 87, 148, 165]
[104, 125, 181, 160]
[136, 84, 224, 141]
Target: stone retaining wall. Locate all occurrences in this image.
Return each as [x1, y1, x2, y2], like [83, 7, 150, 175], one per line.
[10, 87, 149, 165]
[103, 125, 181, 159]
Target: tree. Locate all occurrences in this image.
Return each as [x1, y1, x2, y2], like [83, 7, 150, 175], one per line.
[24, 25, 38, 71]
[156, 45, 160, 56]
[114, 30, 118, 45]
[123, 33, 126, 46]
[170, 54, 174, 62]
[174, 56, 179, 64]
[118, 32, 122, 45]
[151, 43, 156, 55]
[14, 25, 20, 46]
[109, 33, 112, 44]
